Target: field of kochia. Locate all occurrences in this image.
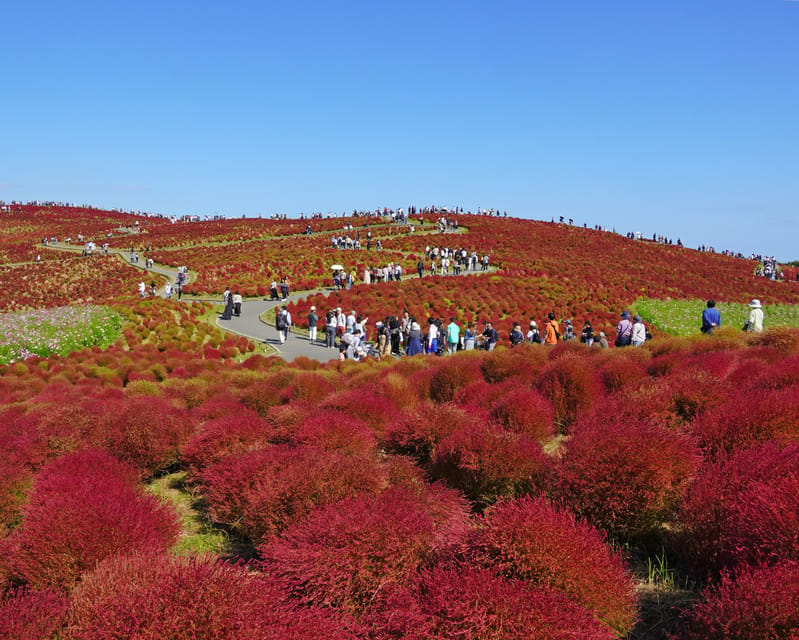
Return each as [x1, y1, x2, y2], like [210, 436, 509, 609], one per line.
[1, 204, 798, 639]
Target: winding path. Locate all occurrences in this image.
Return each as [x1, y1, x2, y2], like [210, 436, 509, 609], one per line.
[45, 241, 492, 363]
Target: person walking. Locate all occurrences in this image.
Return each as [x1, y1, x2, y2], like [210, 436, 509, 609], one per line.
[324, 310, 337, 348]
[232, 291, 243, 317]
[464, 323, 477, 350]
[276, 305, 291, 343]
[701, 299, 721, 334]
[446, 317, 460, 355]
[745, 299, 764, 332]
[307, 305, 319, 342]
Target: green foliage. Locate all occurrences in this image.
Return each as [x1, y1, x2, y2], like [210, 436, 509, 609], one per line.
[633, 298, 799, 336]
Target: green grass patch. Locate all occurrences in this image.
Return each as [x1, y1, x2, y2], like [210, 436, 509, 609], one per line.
[147, 472, 230, 556]
[633, 298, 799, 337]
[0, 305, 123, 364]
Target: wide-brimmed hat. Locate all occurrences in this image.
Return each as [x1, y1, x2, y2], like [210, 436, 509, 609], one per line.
[749, 299, 762, 308]
[310, 305, 316, 310]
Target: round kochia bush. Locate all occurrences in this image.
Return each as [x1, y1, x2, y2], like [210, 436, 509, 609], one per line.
[676, 561, 799, 640]
[68, 553, 361, 640]
[536, 351, 601, 432]
[0, 587, 69, 640]
[548, 418, 701, 542]
[200, 444, 387, 543]
[259, 485, 471, 615]
[366, 563, 617, 640]
[470, 495, 638, 637]
[9, 449, 179, 589]
[677, 441, 799, 577]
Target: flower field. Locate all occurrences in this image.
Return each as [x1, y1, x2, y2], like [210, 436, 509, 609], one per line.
[1, 204, 799, 638]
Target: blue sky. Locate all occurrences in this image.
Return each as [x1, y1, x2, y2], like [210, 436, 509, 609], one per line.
[2, 1, 797, 260]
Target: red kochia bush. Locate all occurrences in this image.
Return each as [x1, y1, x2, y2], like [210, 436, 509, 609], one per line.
[431, 422, 547, 507]
[676, 561, 799, 640]
[101, 395, 195, 476]
[259, 485, 471, 614]
[180, 409, 274, 479]
[677, 441, 799, 577]
[488, 387, 555, 443]
[320, 388, 400, 438]
[200, 444, 386, 543]
[0, 462, 33, 535]
[536, 352, 601, 432]
[68, 553, 361, 640]
[471, 496, 638, 636]
[9, 449, 179, 589]
[366, 563, 617, 640]
[690, 386, 799, 456]
[427, 355, 484, 403]
[291, 410, 378, 457]
[549, 419, 701, 542]
[0, 587, 69, 639]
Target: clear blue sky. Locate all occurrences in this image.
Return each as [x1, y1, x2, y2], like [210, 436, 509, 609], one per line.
[2, 1, 797, 260]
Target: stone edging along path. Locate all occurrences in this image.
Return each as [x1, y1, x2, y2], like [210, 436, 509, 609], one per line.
[45, 241, 494, 363]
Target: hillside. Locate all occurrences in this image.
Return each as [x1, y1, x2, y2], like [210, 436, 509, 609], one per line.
[1, 204, 799, 639]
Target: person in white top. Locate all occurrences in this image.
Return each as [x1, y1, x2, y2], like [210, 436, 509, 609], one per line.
[746, 299, 764, 332]
[631, 315, 647, 346]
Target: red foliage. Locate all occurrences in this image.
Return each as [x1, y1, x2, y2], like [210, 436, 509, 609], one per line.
[470, 495, 638, 636]
[0, 462, 33, 535]
[691, 386, 799, 456]
[200, 444, 387, 542]
[549, 419, 701, 541]
[431, 422, 547, 506]
[676, 561, 799, 640]
[180, 408, 274, 479]
[677, 441, 799, 577]
[320, 387, 400, 438]
[427, 355, 484, 403]
[536, 352, 601, 432]
[479, 345, 548, 385]
[0, 587, 69, 639]
[68, 553, 362, 640]
[292, 409, 378, 457]
[488, 387, 555, 442]
[259, 485, 471, 614]
[101, 395, 196, 476]
[366, 563, 617, 640]
[9, 449, 179, 589]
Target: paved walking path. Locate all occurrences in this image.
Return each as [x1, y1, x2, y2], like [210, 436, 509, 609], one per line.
[45, 241, 492, 364]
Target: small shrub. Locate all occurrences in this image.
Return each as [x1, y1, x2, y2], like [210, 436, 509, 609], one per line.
[366, 563, 617, 640]
[200, 444, 387, 542]
[259, 485, 471, 614]
[292, 410, 378, 457]
[68, 553, 361, 640]
[549, 419, 701, 542]
[488, 387, 555, 443]
[691, 386, 799, 456]
[536, 352, 601, 432]
[428, 357, 484, 403]
[677, 441, 799, 577]
[321, 388, 399, 438]
[180, 409, 274, 479]
[0, 462, 33, 535]
[431, 423, 547, 507]
[676, 561, 799, 640]
[9, 449, 179, 589]
[471, 495, 638, 636]
[0, 587, 69, 640]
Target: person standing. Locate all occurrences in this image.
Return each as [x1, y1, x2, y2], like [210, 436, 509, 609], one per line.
[482, 321, 499, 351]
[631, 315, 647, 346]
[509, 321, 525, 347]
[464, 323, 477, 350]
[745, 299, 764, 332]
[615, 311, 633, 347]
[446, 317, 460, 355]
[580, 320, 594, 346]
[307, 305, 319, 342]
[232, 291, 243, 317]
[276, 305, 291, 343]
[527, 320, 541, 344]
[427, 318, 440, 354]
[325, 310, 337, 348]
[701, 299, 721, 334]
[544, 312, 560, 345]
[138, 281, 146, 298]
